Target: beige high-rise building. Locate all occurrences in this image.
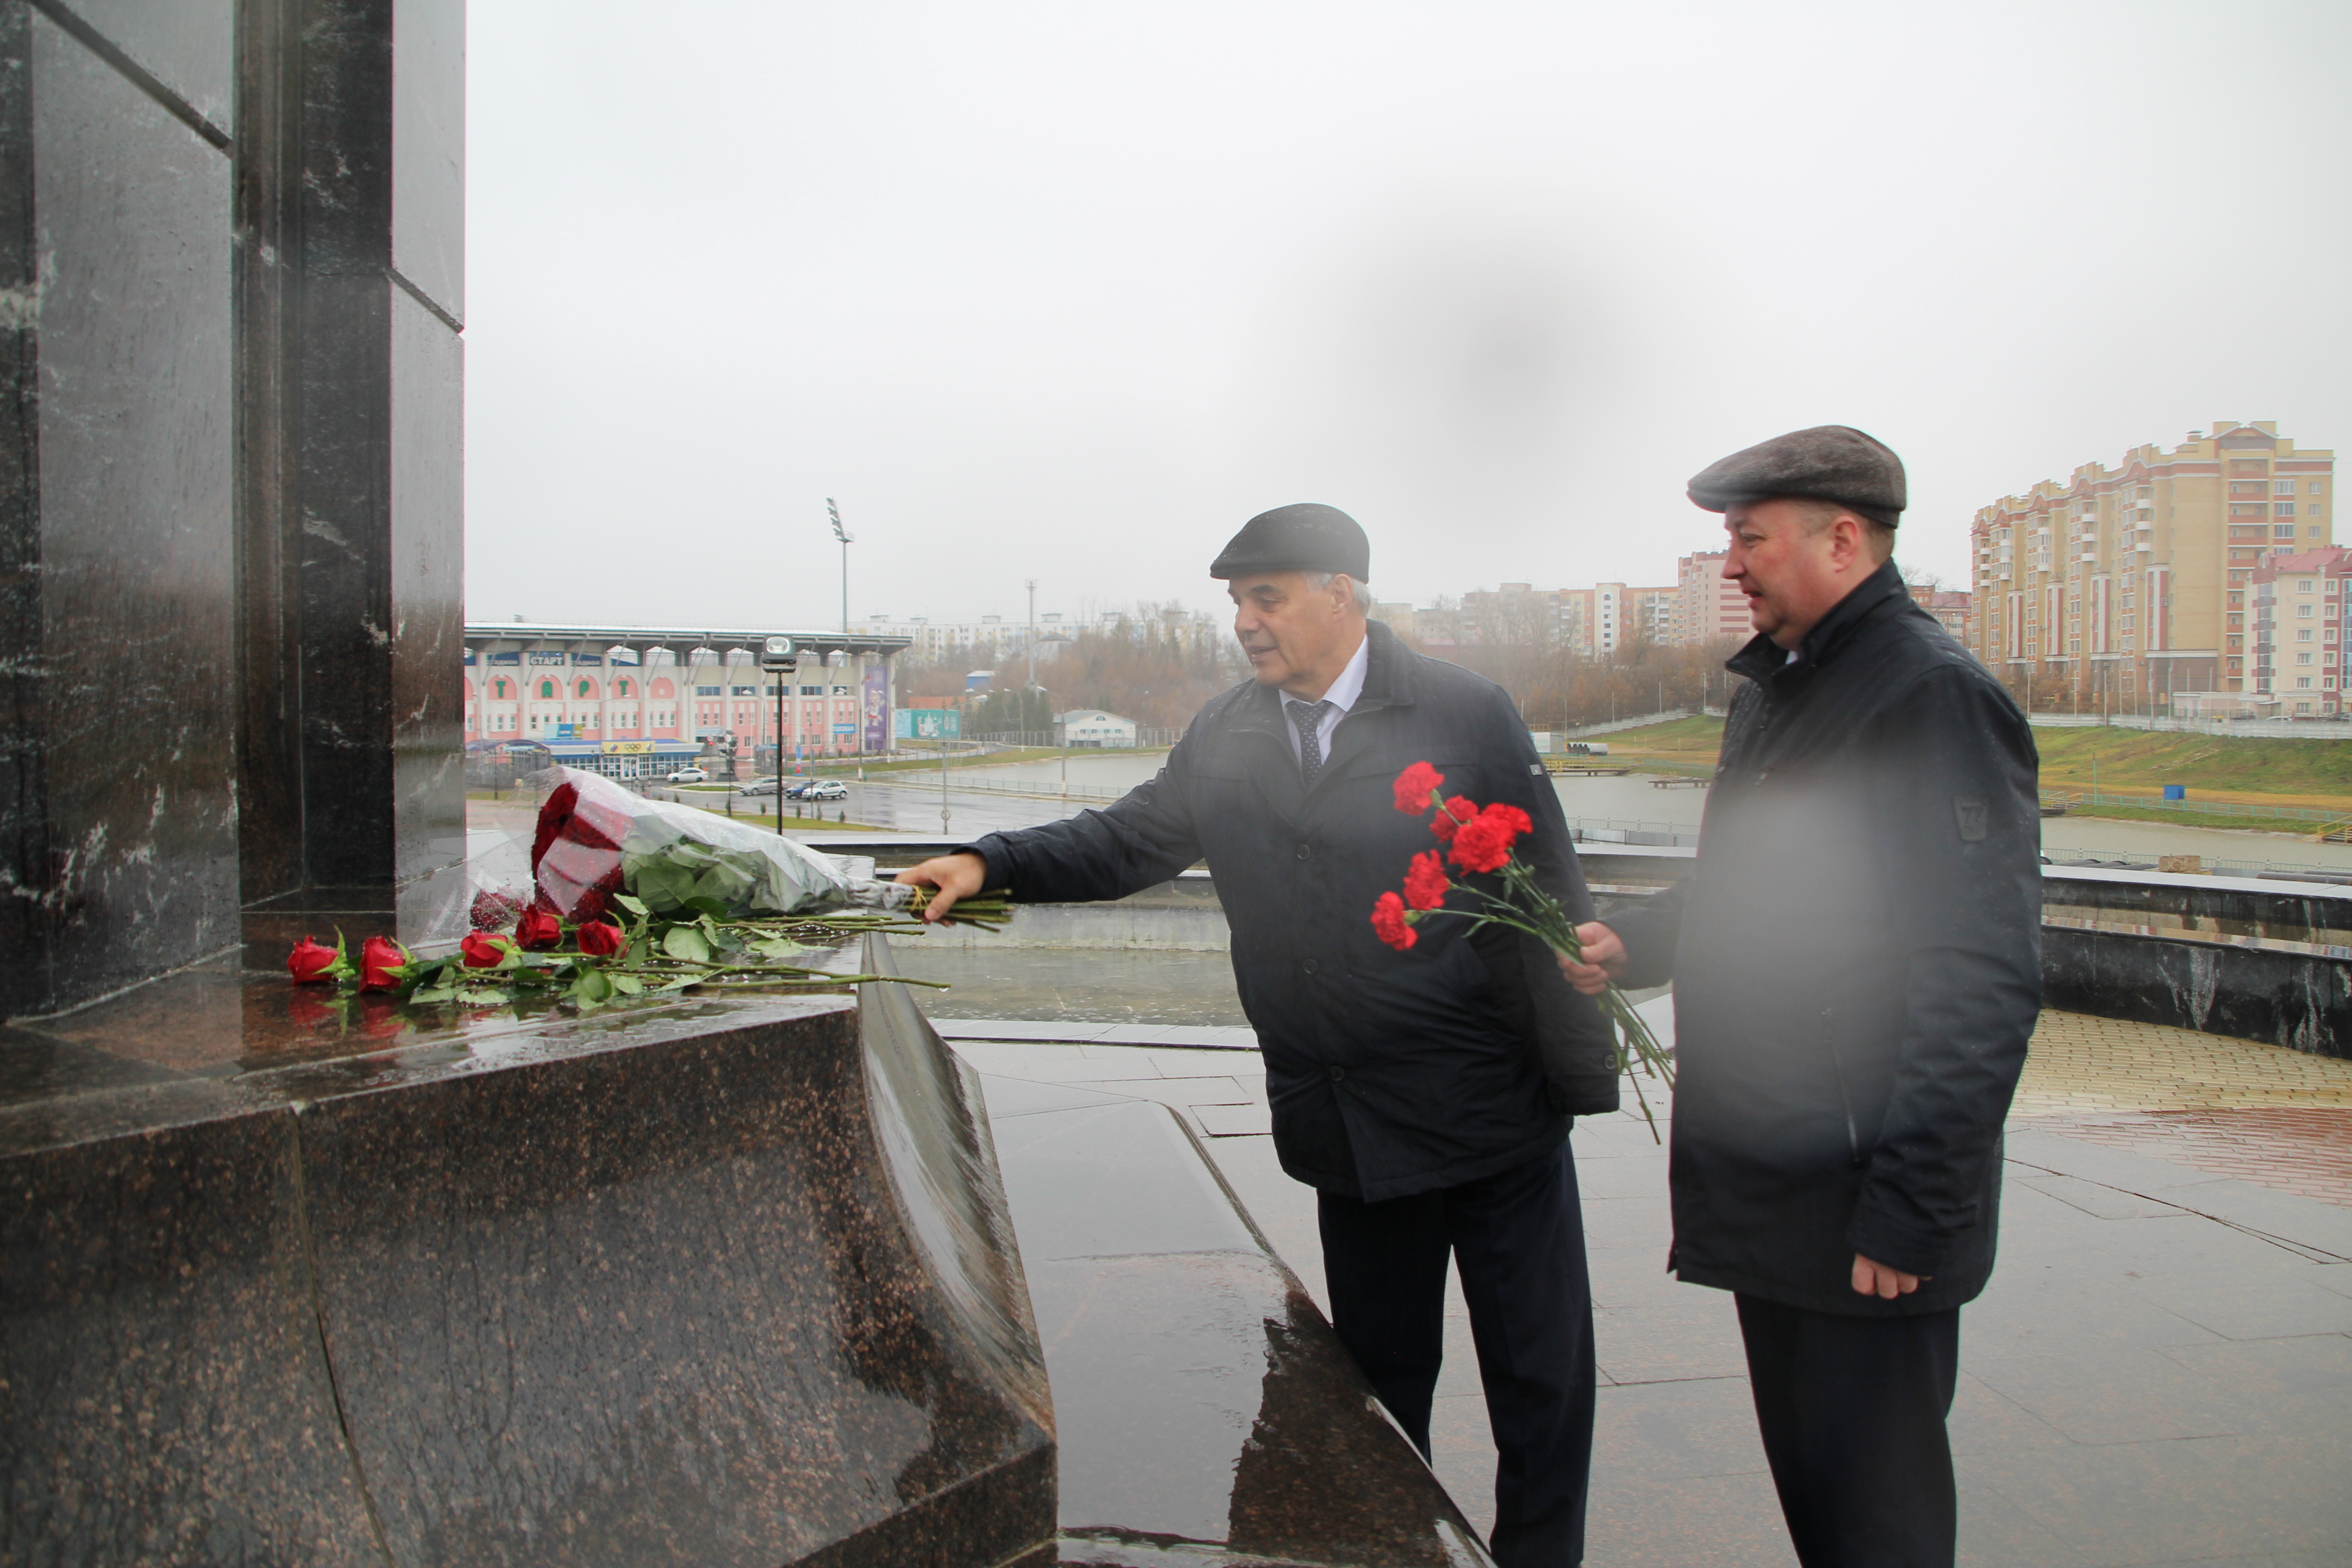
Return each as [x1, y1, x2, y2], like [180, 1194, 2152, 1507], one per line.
[1675, 551, 1752, 646]
[1967, 421, 2334, 709]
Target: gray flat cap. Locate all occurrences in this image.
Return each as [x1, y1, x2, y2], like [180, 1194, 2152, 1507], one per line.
[1687, 426, 1906, 528]
[1210, 503, 1370, 581]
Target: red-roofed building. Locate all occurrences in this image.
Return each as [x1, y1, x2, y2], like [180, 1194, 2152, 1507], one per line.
[2250, 548, 2352, 715]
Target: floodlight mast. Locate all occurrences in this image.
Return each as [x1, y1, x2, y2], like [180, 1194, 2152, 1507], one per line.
[827, 498, 853, 639]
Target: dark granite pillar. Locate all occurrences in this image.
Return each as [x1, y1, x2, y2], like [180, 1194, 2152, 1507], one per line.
[0, 0, 240, 1017]
[0, 0, 465, 1019]
[237, 0, 465, 931]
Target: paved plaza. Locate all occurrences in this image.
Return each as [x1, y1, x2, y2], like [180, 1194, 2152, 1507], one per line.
[940, 1003, 2352, 1567]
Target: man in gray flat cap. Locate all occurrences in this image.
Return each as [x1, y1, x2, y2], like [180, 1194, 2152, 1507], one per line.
[901, 503, 1622, 1565]
[1562, 428, 2041, 1567]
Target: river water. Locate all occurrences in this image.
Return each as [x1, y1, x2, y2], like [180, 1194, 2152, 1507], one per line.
[937, 752, 2352, 876]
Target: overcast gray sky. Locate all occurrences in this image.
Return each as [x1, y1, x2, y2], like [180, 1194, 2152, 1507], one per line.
[463, 0, 2352, 630]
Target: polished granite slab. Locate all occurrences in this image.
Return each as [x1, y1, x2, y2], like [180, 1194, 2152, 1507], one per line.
[1, 936, 1054, 1568]
[981, 1072, 1494, 1567]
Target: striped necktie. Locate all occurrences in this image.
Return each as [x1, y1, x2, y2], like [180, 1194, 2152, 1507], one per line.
[1290, 699, 1335, 784]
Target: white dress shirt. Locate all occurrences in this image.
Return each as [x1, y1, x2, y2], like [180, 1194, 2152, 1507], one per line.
[1280, 631, 1370, 766]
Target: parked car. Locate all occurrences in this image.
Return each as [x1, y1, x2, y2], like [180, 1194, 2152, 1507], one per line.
[665, 766, 709, 784]
[803, 780, 849, 802]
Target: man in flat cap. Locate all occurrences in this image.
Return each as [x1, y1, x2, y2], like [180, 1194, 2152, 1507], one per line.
[901, 503, 1621, 1565]
[1562, 428, 2040, 1567]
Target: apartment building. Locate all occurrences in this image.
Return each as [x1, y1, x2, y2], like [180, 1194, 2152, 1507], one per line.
[1968, 421, 2334, 709]
[1907, 586, 1974, 644]
[2250, 548, 2352, 715]
[1675, 551, 1752, 645]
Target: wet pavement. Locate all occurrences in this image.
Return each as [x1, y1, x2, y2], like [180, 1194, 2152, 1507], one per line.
[941, 994, 2352, 1567]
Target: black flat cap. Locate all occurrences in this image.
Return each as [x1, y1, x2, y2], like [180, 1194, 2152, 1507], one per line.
[1687, 426, 1906, 528]
[1210, 503, 1370, 581]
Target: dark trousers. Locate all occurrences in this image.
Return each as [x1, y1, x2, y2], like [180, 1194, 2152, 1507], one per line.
[1735, 1294, 1962, 1568]
[1318, 1145, 1595, 1568]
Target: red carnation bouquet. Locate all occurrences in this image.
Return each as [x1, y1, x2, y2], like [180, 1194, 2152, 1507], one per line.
[1376, 760, 1675, 1132]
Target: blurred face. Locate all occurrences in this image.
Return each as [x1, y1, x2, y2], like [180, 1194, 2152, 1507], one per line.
[1227, 571, 1363, 696]
[1722, 498, 1873, 649]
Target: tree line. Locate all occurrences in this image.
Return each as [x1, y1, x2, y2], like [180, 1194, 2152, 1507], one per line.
[897, 596, 1746, 738]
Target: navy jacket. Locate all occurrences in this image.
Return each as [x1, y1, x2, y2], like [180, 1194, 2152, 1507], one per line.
[967, 619, 1619, 1200]
[1606, 563, 2041, 1315]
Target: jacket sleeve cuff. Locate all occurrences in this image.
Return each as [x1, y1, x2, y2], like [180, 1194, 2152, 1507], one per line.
[953, 837, 1009, 890]
[1844, 1201, 1949, 1280]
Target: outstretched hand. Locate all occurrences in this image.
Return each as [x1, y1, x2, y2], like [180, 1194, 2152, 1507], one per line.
[1557, 921, 1627, 996]
[894, 852, 987, 922]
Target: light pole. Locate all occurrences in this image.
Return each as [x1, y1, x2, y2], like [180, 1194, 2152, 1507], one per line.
[828, 498, 853, 638]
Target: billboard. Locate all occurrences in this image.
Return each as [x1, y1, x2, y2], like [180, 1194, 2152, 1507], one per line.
[862, 666, 890, 752]
[893, 708, 961, 740]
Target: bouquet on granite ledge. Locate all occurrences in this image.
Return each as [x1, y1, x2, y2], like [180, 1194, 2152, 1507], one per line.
[283, 767, 1008, 1012]
[1374, 760, 1675, 1134]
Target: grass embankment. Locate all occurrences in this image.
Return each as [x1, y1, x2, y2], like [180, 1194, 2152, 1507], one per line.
[1587, 714, 2352, 824]
[1592, 715, 1725, 776]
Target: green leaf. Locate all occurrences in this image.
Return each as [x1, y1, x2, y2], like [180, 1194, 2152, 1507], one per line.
[608, 973, 644, 996]
[409, 986, 459, 1006]
[456, 987, 512, 1006]
[612, 893, 649, 917]
[682, 895, 731, 921]
[662, 925, 712, 964]
[750, 936, 812, 959]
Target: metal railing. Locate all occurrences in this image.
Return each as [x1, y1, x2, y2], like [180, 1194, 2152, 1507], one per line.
[2040, 789, 2348, 826]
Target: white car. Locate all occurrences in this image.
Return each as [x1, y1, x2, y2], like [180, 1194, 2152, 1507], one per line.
[665, 766, 709, 784]
[803, 780, 849, 802]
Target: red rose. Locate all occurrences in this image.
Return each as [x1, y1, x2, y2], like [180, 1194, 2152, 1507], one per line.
[1403, 850, 1451, 911]
[288, 935, 342, 984]
[460, 931, 513, 968]
[1447, 802, 1534, 875]
[1430, 796, 1478, 843]
[575, 919, 626, 958]
[514, 906, 563, 951]
[1392, 761, 1446, 816]
[358, 935, 407, 992]
[1371, 891, 1418, 951]
[469, 887, 524, 931]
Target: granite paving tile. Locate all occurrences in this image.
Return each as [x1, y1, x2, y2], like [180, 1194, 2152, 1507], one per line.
[1593, 1374, 1770, 1479]
[1194, 1102, 1274, 1138]
[2152, 1333, 2352, 1437]
[2132, 1270, 2352, 1342]
[1964, 1435, 2352, 1568]
[1582, 1469, 1795, 1568]
[1946, 1370, 2076, 1455]
[1965, 1348, 2256, 1445]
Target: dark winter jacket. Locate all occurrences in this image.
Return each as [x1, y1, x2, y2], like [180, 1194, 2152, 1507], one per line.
[966, 618, 1621, 1201]
[1605, 562, 2041, 1316]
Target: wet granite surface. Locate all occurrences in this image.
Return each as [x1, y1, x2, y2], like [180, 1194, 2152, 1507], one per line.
[0, 5, 240, 1019]
[983, 1077, 1493, 1566]
[1, 936, 1055, 1567]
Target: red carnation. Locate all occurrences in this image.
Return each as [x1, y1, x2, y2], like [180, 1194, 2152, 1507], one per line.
[1403, 850, 1451, 911]
[358, 935, 407, 992]
[287, 935, 342, 985]
[1371, 890, 1417, 951]
[575, 919, 626, 958]
[460, 931, 513, 968]
[514, 906, 563, 951]
[1447, 803, 1534, 875]
[1430, 795, 1478, 843]
[1392, 761, 1446, 816]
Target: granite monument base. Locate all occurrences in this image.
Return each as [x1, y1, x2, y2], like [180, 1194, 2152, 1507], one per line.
[0, 936, 1053, 1567]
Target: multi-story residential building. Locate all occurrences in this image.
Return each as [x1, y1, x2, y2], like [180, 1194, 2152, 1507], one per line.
[1967, 422, 2333, 710]
[2250, 548, 2352, 715]
[1676, 551, 1752, 646]
[1907, 586, 1974, 645]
